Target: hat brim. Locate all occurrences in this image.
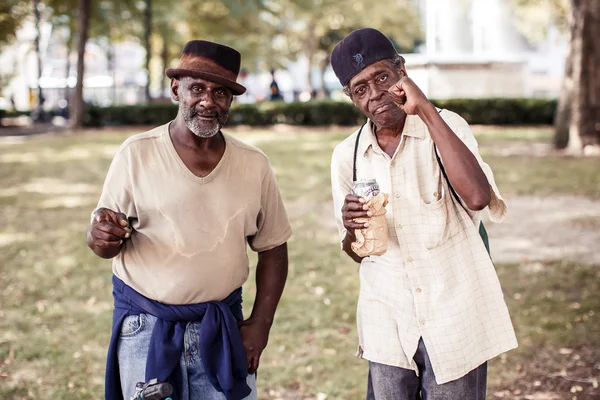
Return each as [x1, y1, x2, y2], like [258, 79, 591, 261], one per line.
[165, 68, 246, 95]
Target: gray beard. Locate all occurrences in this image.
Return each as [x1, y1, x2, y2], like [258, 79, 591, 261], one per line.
[180, 103, 228, 138]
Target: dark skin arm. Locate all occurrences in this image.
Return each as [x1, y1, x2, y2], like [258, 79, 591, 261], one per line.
[86, 207, 131, 259]
[239, 242, 288, 374]
[341, 194, 371, 263]
[389, 77, 491, 210]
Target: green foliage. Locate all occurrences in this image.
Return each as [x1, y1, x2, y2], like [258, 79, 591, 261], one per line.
[0, 0, 30, 47]
[0, 0, 33, 46]
[509, 0, 571, 41]
[266, 0, 423, 78]
[431, 98, 557, 125]
[81, 98, 557, 127]
[85, 103, 179, 126]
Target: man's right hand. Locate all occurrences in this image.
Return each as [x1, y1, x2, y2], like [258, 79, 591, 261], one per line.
[87, 208, 131, 258]
[342, 194, 372, 231]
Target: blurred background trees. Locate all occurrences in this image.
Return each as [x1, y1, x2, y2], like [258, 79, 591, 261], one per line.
[511, 0, 599, 153]
[1, 0, 598, 152]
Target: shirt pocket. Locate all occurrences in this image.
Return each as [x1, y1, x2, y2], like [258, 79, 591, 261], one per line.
[419, 187, 458, 250]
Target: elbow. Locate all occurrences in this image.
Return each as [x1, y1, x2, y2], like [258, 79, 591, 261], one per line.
[465, 190, 491, 211]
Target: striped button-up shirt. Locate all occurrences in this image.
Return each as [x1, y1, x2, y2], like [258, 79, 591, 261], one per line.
[330, 109, 517, 384]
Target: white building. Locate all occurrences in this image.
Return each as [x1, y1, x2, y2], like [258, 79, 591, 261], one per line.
[403, 0, 566, 99]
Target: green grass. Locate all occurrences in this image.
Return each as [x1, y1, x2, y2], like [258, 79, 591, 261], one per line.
[473, 125, 554, 144]
[0, 126, 598, 399]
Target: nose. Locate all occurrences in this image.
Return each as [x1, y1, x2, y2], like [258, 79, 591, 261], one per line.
[200, 90, 217, 111]
[367, 82, 385, 103]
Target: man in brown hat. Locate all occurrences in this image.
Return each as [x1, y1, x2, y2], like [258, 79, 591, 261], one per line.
[86, 40, 292, 400]
[330, 28, 517, 399]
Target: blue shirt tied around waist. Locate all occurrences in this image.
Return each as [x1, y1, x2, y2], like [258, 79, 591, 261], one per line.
[105, 275, 251, 400]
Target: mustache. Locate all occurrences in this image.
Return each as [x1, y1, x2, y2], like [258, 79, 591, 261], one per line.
[191, 108, 220, 118]
[371, 101, 395, 112]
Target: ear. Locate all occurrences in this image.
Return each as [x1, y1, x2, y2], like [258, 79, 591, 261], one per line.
[399, 56, 407, 77]
[170, 78, 180, 102]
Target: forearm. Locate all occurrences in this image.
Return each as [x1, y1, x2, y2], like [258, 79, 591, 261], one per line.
[418, 103, 491, 210]
[251, 243, 289, 327]
[342, 230, 364, 264]
[86, 226, 122, 259]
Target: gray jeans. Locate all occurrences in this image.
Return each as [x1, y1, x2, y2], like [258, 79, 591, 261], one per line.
[366, 338, 487, 400]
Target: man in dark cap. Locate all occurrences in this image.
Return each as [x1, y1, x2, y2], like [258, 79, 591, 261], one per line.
[87, 40, 292, 400]
[330, 28, 517, 399]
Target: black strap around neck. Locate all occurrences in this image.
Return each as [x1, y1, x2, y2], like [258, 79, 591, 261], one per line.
[352, 123, 367, 182]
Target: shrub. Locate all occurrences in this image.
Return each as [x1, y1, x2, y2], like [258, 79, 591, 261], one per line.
[58, 98, 558, 127]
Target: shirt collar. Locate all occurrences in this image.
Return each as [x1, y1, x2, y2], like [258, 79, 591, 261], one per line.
[358, 115, 427, 156]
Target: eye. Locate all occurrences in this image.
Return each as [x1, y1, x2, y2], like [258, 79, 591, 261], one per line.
[190, 86, 202, 93]
[377, 74, 388, 83]
[215, 89, 227, 97]
[354, 86, 366, 96]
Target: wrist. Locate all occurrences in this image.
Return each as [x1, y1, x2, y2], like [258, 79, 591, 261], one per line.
[416, 100, 436, 121]
[248, 313, 274, 328]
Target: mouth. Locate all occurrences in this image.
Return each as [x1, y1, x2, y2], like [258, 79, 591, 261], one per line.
[373, 103, 394, 115]
[195, 114, 218, 122]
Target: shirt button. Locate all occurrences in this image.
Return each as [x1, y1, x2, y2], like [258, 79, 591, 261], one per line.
[416, 288, 422, 293]
[406, 256, 414, 263]
[420, 319, 426, 326]
[433, 191, 439, 197]
[395, 193, 401, 198]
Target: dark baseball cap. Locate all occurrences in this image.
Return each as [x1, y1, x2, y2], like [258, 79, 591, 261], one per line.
[331, 28, 398, 87]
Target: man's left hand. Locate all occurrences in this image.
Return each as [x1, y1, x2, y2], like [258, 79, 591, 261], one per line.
[388, 76, 430, 115]
[238, 317, 271, 374]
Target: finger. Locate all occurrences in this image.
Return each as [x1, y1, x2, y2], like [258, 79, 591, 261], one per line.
[94, 208, 124, 226]
[345, 201, 370, 211]
[94, 239, 123, 248]
[94, 208, 110, 223]
[245, 348, 254, 373]
[248, 355, 259, 374]
[93, 229, 125, 242]
[345, 194, 365, 204]
[95, 222, 130, 238]
[344, 221, 370, 230]
[344, 210, 372, 219]
[116, 212, 129, 227]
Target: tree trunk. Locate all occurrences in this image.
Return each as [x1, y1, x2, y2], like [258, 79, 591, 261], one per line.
[144, 0, 152, 103]
[304, 21, 317, 98]
[33, 0, 44, 119]
[64, 34, 73, 105]
[576, 0, 600, 149]
[72, 0, 90, 129]
[553, 9, 574, 149]
[160, 38, 168, 99]
[318, 53, 331, 99]
[555, 0, 600, 152]
[107, 39, 116, 104]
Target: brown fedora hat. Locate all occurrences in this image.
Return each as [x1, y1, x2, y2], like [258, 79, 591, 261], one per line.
[166, 40, 246, 95]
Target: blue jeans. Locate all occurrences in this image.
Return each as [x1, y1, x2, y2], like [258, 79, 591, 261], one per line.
[366, 339, 487, 400]
[117, 313, 257, 400]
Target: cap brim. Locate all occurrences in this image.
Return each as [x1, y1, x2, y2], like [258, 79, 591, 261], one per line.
[165, 68, 246, 95]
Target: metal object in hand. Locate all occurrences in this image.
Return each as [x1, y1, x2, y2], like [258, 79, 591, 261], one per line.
[131, 379, 173, 400]
[352, 179, 380, 200]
